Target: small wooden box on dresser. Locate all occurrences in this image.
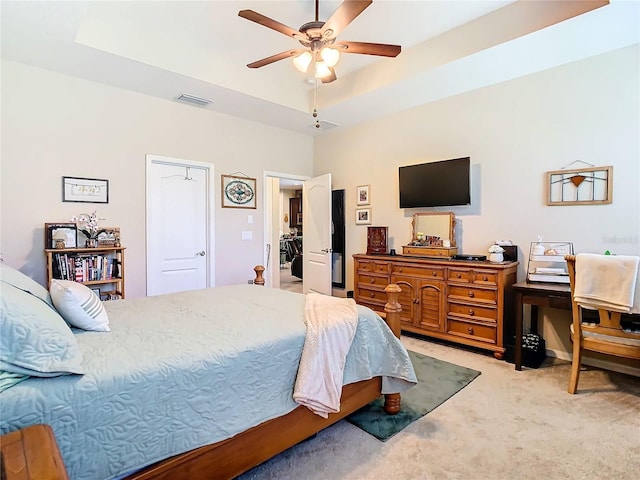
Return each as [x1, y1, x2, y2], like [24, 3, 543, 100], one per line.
[353, 254, 518, 358]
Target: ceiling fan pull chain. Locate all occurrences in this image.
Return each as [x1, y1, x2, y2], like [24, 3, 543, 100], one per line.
[313, 79, 320, 129]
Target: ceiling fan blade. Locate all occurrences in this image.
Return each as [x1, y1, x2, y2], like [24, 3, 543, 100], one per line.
[238, 10, 305, 41]
[247, 49, 303, 69]
[334, 41, 401, 57]
[321, 0, 372, 39]
[321, 68, 337, 84]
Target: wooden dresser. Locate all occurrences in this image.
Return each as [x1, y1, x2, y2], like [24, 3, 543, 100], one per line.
[353, 254, 518, 358]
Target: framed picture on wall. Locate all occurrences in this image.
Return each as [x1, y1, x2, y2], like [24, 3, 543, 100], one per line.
[355, 208, 371, 225]
[356, 185, 370, 205]
[62, 177, 109, 203]
[221, 174, 257, 209]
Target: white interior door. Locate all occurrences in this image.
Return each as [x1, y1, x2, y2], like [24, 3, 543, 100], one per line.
[303, 173, 332, 295]
[146, 155, 214, 296]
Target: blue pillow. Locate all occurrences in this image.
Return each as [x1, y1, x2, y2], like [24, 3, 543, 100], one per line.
[0, 281, 85, 377]
[0, 262, 54, 308]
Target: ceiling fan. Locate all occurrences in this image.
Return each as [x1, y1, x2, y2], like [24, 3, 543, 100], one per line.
[238, 0, 401, 84]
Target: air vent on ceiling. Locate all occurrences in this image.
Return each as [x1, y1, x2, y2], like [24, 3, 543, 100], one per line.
[175, 93, 213, 107]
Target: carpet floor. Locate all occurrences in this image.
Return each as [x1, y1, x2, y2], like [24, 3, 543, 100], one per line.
[347, 350, 480, 441]
[238, 336, 640, 480]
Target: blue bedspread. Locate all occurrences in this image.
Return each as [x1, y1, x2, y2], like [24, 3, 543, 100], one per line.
[0, 285, 416, 480]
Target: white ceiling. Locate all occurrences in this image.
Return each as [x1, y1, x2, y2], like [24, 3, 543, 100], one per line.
[1, 1, 638, 135]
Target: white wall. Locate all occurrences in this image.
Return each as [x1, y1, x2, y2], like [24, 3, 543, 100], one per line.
[314, 45, 640, 358]
[1, 60, 313, 298]
[315, 44, 639, 291]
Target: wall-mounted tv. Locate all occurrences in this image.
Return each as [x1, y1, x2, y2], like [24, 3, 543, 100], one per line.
[399, 157, 471, 208]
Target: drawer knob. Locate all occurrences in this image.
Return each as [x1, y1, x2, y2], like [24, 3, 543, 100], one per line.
[483, 276, 488, 281]
[398, 268, 403, 272]
[432, 271, 437, 276]
[456, 273, 461, 278]
[370, 293, 375, 298]
[370, 278, 375, 284]
[468, 291, 475, 298]
[468, 309, 474, 316]
[468, 327, 474, 335]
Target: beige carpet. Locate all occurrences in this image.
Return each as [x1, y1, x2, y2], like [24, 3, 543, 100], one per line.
[279, 267, 303, 294]
[238, 336, 640, 480]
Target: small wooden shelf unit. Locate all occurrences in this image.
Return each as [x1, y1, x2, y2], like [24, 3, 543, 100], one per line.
[353, 254, 518, 358]
[45, 246, 125, 300]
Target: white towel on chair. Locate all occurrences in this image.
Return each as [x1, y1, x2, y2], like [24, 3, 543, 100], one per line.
[293, 293, 358, 418]
[574, 253, 640, 313]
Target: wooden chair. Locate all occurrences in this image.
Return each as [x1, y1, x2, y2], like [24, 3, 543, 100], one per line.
[565, 255, 640, 394]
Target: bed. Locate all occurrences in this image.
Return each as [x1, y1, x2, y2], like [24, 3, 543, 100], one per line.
[0, 265, 415, 480]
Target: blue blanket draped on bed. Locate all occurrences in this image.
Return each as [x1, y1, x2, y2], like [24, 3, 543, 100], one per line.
[0, 285, 416, 480]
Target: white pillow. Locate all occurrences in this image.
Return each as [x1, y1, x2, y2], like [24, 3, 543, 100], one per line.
[50, 279, 110, 332]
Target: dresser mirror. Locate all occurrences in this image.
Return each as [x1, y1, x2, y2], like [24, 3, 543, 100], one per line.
[412, 212, 456, 246]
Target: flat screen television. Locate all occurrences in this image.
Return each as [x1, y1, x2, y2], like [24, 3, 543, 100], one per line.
[399, 157, 471, 208]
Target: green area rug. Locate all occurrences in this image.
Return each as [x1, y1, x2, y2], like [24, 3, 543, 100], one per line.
[346, 350, 481, 441]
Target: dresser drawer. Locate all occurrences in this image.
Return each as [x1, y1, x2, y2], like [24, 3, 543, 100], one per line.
[391, 264, 445, 280]
[448, 268, 472, 283]
[355, 287, 389, 304]
[448, 301, 498, 323]
[356, 274, 389, 288]
[357, 260, 390, 275]
[472, 270, 498, 286]
[447, 285, 498, 305]
[447, 318, 497, 344]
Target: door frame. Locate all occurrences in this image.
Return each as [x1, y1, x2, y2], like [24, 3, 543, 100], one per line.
[145, 154, 216, 294]
[263, 171, 310, 288]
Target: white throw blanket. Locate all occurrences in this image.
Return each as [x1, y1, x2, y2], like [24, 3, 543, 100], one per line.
[574, 253, 640, 314]
[293, 293, 358, 418]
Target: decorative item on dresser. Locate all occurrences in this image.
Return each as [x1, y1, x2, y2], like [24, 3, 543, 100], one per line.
[367, 226, 388, 254]
[402, 212, 458, 258]
[353, 253, 518, 358]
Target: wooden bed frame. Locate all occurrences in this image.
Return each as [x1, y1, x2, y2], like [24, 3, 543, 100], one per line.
[126, 266, 405, 480]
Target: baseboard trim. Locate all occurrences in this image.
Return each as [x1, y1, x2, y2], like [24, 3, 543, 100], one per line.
[546, 348, 640, 377]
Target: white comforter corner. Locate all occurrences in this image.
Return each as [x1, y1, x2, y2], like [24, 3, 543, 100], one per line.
[293, 293, 358, 418]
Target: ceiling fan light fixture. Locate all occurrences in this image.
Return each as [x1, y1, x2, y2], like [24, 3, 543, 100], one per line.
[315, 61, 331, 79]
[293, 51, 313, 72]
[320, 47, 339, 67]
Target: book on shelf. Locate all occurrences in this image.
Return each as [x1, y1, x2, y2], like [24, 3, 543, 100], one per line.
[52, 252, 119, 283]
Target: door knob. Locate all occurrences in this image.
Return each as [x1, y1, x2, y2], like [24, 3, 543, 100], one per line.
[321, 248, 333, 253]
[196, 251, 205, 256]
